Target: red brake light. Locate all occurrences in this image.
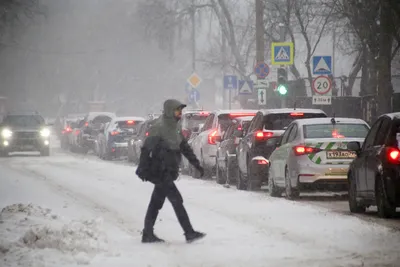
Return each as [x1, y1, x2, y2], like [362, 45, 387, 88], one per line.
[126, 120, 135, 124]
[332, 130, 344, 138]
[254, 131, 273, 140]
[199, 111, 209, 116]
[84, 122, 89, 127]
[237, 126, 242, 131]
[111, 131, 119, 136]
[208, 129, 218, 145]
[229, 113, 256, 118]
[290, 112, 304, 116]
[145, 131, 149, 136]
[387, 147, 400, 164]
[257, 159, 269, 165]
[293, 145, 320, 156]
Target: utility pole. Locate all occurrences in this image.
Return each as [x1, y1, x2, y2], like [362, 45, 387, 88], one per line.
[255, 0, 265, 63]
[279, 23, 287, 108]
[221, 29, 228, 109]
[191, 0, 196, 71]
[255, 0, 265, 108]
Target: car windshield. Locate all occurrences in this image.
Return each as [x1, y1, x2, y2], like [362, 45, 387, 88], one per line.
[2, 115, 45, 128]
[263, 113, 327, 130]
[182, 114, 209, 129]
[303, 123, 370, 139]
[92, 116, 112, 124]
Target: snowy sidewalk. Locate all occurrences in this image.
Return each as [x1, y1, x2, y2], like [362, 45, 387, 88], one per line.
[1, 154, 400, 267]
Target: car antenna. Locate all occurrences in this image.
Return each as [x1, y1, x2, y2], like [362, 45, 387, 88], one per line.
[293, 98, 297, 110]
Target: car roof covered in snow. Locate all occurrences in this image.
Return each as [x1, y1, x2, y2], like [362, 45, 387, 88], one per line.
[380, 112, 400, 120]
[258, 108, 326, 115]
[112, 116, 145, 123]
[295, 117, 369, 126]
[214, 109, 259, 115]
[86, 112, 116, 121]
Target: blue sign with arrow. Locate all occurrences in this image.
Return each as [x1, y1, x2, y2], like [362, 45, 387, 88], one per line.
[188, 88, 200, 104]
[224, 75, 238, 90]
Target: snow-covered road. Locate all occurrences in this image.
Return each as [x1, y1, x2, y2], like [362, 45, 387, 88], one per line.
[1, 151, 400, 267]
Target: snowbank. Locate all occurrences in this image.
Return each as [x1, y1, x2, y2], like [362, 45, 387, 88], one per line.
[0, 203, 109, 266]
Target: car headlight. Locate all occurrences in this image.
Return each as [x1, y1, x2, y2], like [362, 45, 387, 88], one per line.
[40, 128, 51, 137]
[1, 128, 12, 139]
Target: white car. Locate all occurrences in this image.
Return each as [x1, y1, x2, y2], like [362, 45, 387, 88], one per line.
[268, 117, 370, 199]
[190, 109, 259, 178]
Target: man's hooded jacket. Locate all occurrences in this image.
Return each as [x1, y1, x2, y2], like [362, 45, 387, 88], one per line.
[136, 99, 201, 184]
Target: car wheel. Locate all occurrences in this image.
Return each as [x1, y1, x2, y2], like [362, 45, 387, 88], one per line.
[348, 172, 366, 213]
[246, 160, 261, 191]
[40, 147, 50, 157]
[268, 175, 281, 197]
[216, 160, 225, 184]
[285, 167, 299, 200]
[0, 150, 9, 157]
[236, 167, 246, 190]
[376, 177, 396, 218]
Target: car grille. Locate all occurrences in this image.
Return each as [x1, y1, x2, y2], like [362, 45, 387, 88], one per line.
[14, 132, 38, 139]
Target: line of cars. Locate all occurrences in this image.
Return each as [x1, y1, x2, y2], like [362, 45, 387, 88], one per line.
[181, 107, 400, 218]
[58, 108, 400, 219]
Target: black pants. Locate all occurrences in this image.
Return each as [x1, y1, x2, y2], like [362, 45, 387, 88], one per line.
[144, 181, 194, 234]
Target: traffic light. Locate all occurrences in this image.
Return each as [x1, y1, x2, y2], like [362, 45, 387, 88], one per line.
[277, 67, 288, 96]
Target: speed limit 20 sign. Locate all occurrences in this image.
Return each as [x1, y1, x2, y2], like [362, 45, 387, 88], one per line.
[312, 75, 332, 95]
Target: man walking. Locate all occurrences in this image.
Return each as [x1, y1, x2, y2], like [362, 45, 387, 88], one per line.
[136, 99, 206, 243]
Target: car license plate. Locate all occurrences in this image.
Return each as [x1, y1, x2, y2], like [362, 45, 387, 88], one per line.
[326, 150, 356, 159]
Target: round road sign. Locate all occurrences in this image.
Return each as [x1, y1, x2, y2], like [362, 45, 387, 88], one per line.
[312, 75, 332, 95]
[254, 62, 270, 79]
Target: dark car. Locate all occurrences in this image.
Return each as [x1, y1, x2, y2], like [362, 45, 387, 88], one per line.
[347, 112, 400, 218]
[0, 111, 51, 156]
[215, 116, 254, 185]
[97, 116, 145, 160]
[236, 108, 327, 191]
[127, 117, 159, 163]
[180, 110, 210, 140]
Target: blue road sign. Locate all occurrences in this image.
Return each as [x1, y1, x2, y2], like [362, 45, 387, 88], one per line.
[312, 56, 332, 75]
[238, 80, 253, 95]
[223, 75, 238, 90]
[272, 42, 293, 65]
[188, 88, 200, 103]
[254, 62, 270, 79]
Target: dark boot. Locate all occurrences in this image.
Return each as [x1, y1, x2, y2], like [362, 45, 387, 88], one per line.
[142, 230, 165, 243]
[185, 231, 206, 243]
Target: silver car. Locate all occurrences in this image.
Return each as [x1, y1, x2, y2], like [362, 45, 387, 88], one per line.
[268, 117, 370, 199]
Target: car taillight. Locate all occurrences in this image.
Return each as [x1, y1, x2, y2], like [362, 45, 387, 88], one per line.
[126, 120, 135, 124]
[254, 130, 273, 140]
[199, 111, 209, 116]
[229, 113, 256, 118]
[257, 159, 269, 165]
[208, 130, 218, 145]
[293, 145, 320, 156]
[111, 131, 119, 136]
[332, 130, 344, 138]
[387, 147, 400, 164]
[290, 112, 304, 116]
[237, 126, 242, 131]
[75, 129, 80, 136]
[84, 122, 89, 127]
[145, 131, 149, 136]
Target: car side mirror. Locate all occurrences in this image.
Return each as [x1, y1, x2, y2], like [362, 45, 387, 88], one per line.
[347, 141, 361, 155]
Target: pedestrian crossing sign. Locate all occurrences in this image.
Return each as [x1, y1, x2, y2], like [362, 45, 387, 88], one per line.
[271, 42, 294, 65]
